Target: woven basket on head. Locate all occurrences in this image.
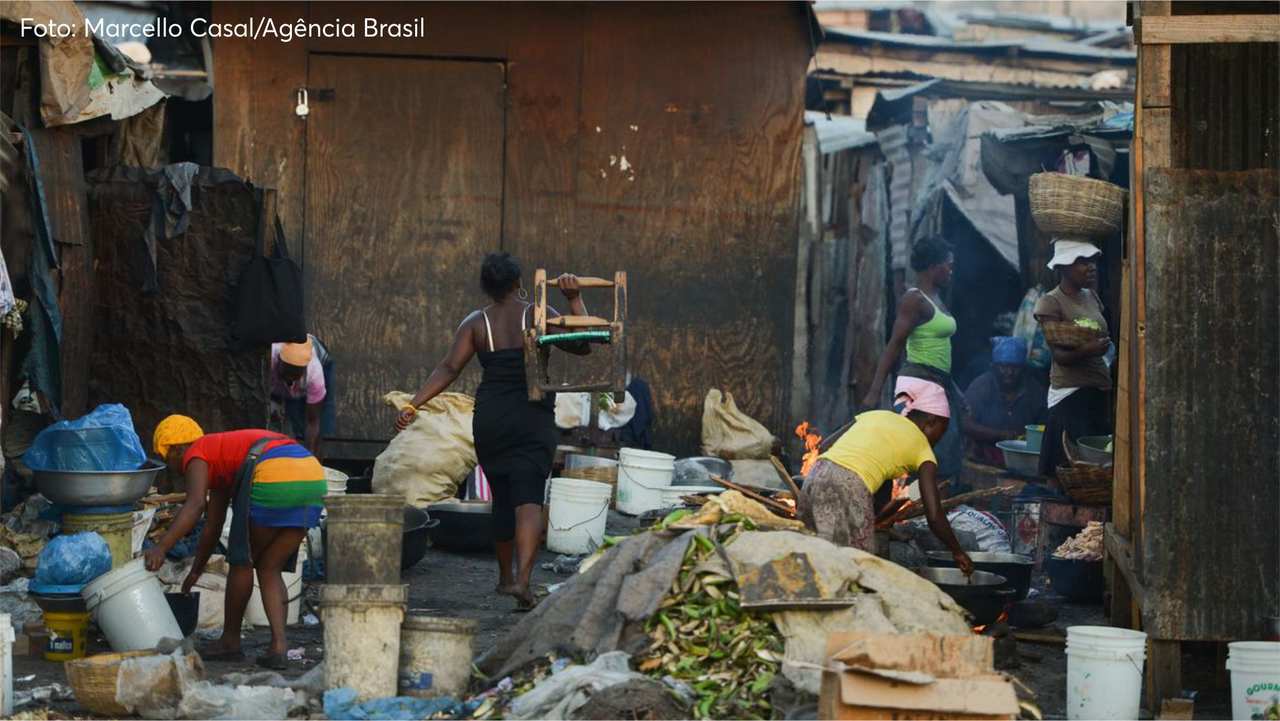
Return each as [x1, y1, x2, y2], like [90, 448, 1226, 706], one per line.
[1029, 172, 1126, 238]
[65, 650, 202, 717]
[1040, 320, 1108, 349]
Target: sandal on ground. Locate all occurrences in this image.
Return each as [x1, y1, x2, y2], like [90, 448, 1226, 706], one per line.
[197, 645, 246, 662]
[256, 653, 289, 670]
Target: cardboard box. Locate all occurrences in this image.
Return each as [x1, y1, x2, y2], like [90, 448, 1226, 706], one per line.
[818, 633, 1019, 721]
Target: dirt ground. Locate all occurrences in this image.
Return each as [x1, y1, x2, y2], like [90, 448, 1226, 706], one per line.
[10, 532, 1233, 720]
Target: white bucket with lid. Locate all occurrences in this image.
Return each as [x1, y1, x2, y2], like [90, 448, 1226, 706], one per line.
[1065, 625, 1147, 720]
[246, 542, 309, 627]
[616, 448, 675, 516]
[324, 467, 349, 496]
[82, 558, 183, 652]
[1226, 641, 1280, 720]
[546, 478, 612, 555]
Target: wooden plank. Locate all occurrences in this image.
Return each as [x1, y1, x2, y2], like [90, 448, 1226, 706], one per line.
[1135, 14, 1280, 45]
[1104, 522, 1145, 606]
[1112, 261, 1132, 537]
[303, 55, 505, 440]
[544, 315, 612, 328]
[1146, 640, 1182, 714]
[1142, 170, 1279, 640]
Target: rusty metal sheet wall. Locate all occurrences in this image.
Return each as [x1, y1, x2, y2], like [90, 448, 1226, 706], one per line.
[87, 169, 267, 448]
[1142, 169, 1279, 640]
[1173, 43, 1280, 172]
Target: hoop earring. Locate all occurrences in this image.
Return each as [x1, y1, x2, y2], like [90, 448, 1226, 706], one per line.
[518, 287, 529, 300]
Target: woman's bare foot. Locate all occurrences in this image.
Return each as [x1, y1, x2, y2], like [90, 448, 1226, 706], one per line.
[199, 637, 245, 661]
[494, 582, 519, 597]
[510, 585, 536, 611]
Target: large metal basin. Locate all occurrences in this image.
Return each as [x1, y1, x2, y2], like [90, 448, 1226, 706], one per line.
[35, 461, 165, 507]
[1075, 435, 1113, 466]
[916, 567, 1015, 625]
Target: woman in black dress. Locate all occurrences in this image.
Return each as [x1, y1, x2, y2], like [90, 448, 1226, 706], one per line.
[397, 253, 587, 608]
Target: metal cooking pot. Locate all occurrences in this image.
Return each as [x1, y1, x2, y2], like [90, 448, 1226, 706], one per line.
[425, 500, 493, 552]
[925, 551, 1034, 600]
[916, 567, 1016, 625]
[34, 461, 165, 507]
[672, 457, 733, 486]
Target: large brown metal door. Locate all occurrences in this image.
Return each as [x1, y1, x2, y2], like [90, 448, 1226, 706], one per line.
[303, 55, 505, 441]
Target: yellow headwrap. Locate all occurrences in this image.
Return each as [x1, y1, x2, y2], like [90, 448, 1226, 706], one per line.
[153, 415, 205, 458]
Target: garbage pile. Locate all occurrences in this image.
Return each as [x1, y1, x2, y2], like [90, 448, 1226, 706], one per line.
[476, 491, 971, 719]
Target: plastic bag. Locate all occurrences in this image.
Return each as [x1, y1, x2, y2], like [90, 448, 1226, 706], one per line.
[22, 403, 147, 471]
[116, 648, 204, 719]
[177, 681, 298, 720]
[700, 390, 776, 460]
[905, 505, 1011, 553]
[33, 532, 112, 589]
[372, 392, 475, 506]
[323, 688, 466, 721]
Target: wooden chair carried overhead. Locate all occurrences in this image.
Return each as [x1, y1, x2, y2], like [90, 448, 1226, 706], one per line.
[523, 269, 628, 402]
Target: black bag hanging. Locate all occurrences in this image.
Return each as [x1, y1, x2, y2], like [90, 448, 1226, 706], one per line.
[229, 196, 306, 350]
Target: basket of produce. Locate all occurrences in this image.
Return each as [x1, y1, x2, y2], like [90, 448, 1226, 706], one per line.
[1029, 172, 1126, 238]
[1040, 319, 1107, 349]
[1047, 522, 1105, 602]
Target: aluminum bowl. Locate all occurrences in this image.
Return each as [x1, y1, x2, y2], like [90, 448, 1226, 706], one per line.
[996, 440, 1041, 477]
[672, 456, 733, 486]
[34, 461, 165, 507]
[1075, 436, 1114, 466]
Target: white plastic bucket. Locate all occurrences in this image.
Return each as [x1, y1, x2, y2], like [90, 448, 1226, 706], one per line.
[546, 478, 612, 555]
[1065, 625, 1147, 720]
[0, 613, 13, 718]
[399, 613, 478, 698]
[82, 558, 183, 652]
[245, 542, 309, 627]
[324, 467, 349, 496]
[658, 485, 724, 507]
[616, 448, 675, 516]
[322, 584, 407, 701]
[1226, 641, 1280, 720]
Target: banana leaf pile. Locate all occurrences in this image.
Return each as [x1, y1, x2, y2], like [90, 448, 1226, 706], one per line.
[636, 516, 784, 719]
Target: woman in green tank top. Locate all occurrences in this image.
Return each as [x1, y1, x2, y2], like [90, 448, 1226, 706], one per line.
[862, 237, 966, 479]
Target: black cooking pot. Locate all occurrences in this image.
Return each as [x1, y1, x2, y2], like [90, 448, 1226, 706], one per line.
[165, 592, 201, 637]
[425, 500, 494, 552]
[1045, 557, 1104, 603]
[402, 507, 438, 571]
[926, 551, 1034, 600]
[917, 567, 1017, 625]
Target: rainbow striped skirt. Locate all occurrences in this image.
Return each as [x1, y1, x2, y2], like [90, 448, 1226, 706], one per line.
[247, 441, 326, 528]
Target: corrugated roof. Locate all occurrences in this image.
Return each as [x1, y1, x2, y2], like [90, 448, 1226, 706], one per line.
[804, 111, 878, 153]
[822, 27, 1135, 64]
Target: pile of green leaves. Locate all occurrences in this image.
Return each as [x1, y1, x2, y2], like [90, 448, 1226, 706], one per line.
[636, 521, 784, 719]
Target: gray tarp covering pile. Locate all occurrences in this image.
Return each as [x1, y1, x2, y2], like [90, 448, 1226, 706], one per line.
[477, 529, 970, 695]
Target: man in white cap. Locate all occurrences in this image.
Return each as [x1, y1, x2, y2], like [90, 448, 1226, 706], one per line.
[1033, 240, 1113, 477]
[269, 335, 333, 460]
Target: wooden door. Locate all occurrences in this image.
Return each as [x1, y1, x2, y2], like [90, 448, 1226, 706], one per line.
[304, 55, 505, 441]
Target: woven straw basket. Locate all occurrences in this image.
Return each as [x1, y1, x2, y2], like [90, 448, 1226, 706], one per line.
[65, 650, 203, 716]
[1029, 172, 1126, 238]
[1057, 463, 1113, 505]
[1040, 320, 1107, 349]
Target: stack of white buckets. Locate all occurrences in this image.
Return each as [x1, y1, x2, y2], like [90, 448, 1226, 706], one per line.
[1066, 626, 1280, 720]
[546, 449, 675, 557]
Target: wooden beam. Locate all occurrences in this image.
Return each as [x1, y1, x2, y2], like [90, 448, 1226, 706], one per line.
[1147, 640, 1183, 714]
[1104, 523, 1146, 607]
[1135, 15, 1280, 45]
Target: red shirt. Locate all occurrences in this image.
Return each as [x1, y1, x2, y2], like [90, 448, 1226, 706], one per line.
[183, 429, 291, 491]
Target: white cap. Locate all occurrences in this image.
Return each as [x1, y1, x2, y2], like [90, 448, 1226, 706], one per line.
[1048, 239, 1102, 269]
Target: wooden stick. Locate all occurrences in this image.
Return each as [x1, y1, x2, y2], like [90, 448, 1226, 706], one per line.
[709, 474, 795, 517]
[875, 486, 1015, 528]
[1013, 631, 1067, 645]
[769, 456, 803, 499]
[547, 276, 615, 288]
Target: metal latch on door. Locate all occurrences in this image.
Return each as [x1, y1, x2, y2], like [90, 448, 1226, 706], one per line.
[295, 88, 335, 118]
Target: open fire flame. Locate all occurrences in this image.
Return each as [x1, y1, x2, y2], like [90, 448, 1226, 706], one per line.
[795, 422, 822, 475]
[973, 610, 1010, 635]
